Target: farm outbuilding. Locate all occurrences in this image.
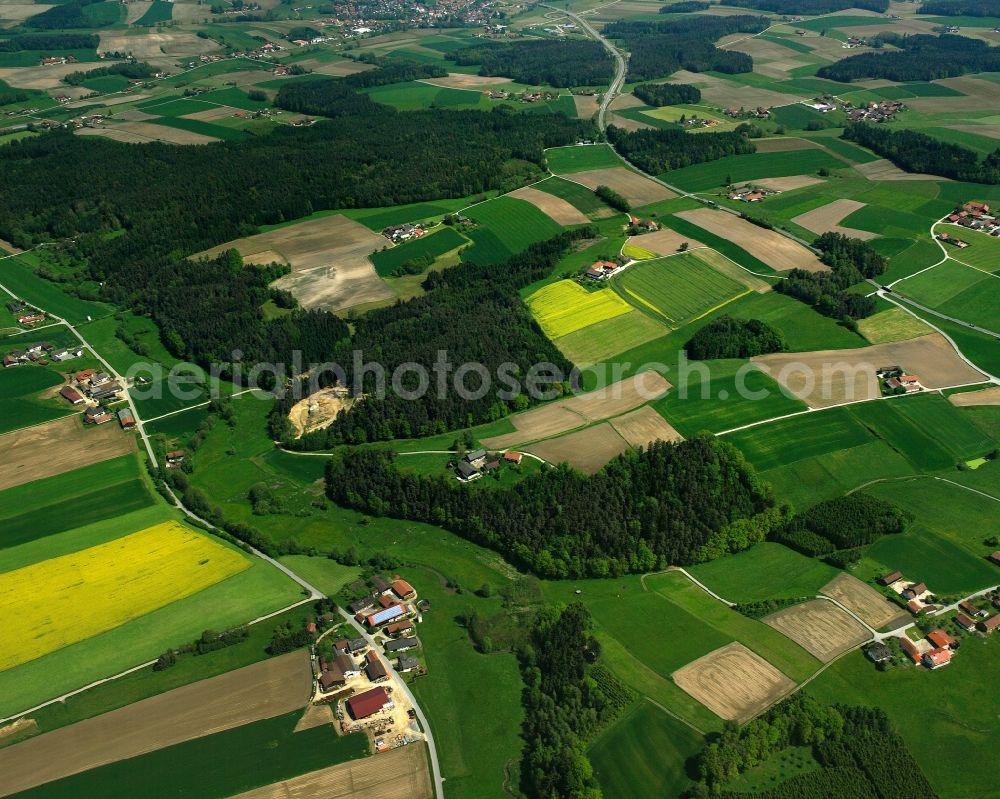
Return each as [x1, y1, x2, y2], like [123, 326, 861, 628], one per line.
[347, 686, 392, 720]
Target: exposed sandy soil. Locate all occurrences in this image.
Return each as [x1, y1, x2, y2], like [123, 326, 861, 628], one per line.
[0, 414, 135, 492]
[297, 58, 377, 77]
[77, 121, 218, 145]
[763, 600, 870, 662]
[419, 72, 501, 88]
[231, 743, 432, 799]
[66, 93, 151, 109]
[183, 105, 239, 122]
[0, 63, 88, 90]
[749, 175, 825, 192]
[0, 718, 37, 742]
[481, 371, 670, 449]
[508, 185, 589, 226]
[0, 238, 23, 255]
[0, 651, 312, 797]
[564, 167, 675, 207]
[609, 405, 683, 448]
[673, 642, 795, 723]
[99, 32, 220, 61]
[125, 1, 153, 24]
[675, 208, 827, 273]
[525, 422, 630, 473]
[293, 702, 335, 732]
[854, 158, 949, 182]
[573, 93, 599, 120]
[949, 386, 1000, 407]
[752, 138, 823, 154]
[793, 199, 879, 240]
[752, 333, 988, 408]
[288, 386, 356, 438]
[666, 69, 805, 109]
[820, 573, 910, 630]
[628, 228, 701, 257]
[199, 215, 393, 313]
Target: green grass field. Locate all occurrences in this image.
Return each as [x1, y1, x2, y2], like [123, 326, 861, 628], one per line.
[0, 256, 111, 325]
[899, 259, 1000, 331]
[614, 253, 748, 327]
[151, 115, 250, 141]
[15, 710, 368, 799]
[725, 291, 869, 351]
[663, 150, 842, 191]
[0, 365, 73, 434]
[589, 700, 702, 799]
[77, 311, 180, 375]
[535, 176, 613, 216]
[136, 0, 173, 25]
[554, 308, 667, 367]
[688, 543, 839, 603]
[0, 504, 302, 717]
[462, 196, 562, 265]
[369, 226, 466, 276]
[527, 279, 633, 338]
[546, 143, 623, 174]
[199, 87, 270, 111]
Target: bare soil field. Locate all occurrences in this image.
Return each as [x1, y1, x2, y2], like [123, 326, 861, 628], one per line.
[675, 208, 827, 272]
[950, 123, 1000, 140]
[76, 127, 155, 144]
[125, 0, 153, 23]
[720, 35, 808, 63]
[232, 743, 432, 799]
[854, 158, 948, 182]
[609, 112, 655, 132]
[482, 372, 670, 449]
[288, 386, 357, 438]
[0, 651, 311, 797]
[763, 600, 870, 662]
[170, 1, 208, 22]
[752, 138, 823, 154]
[0, 3, 51, 23]
[183, 106, 238, 122]
[910, 76, 1000, 112]
[508, 185, 589, 225]
[525, 422, 630, 473]
[849, 19, 938, 38]
[0, 63, 86, 90]
[610, 92, 644, 111]
[574, 93, 599, 120]
[609, 405, 682, 447]
[820, 573, 910, 630]
[0, 414, 135, 492]
[752, 333, 987, 408]
[949, 386, 1000, 407]
[293, 703, 335, 732]
[420, 72, 500, 89]
[692, 248, 773, 292]
[672, 642, 795, 723]
[99, 32, 218, 62]
[199, 215, 393, 312]
[79, 120, 218, 145]
[666, 69, 804, 109]
[749, 175, 825, 191]
[0, 238, 23, 255]
[298, 58, 376, 77]
[629, 229, 701, 257]
[793, 199, 878, 240]
[564, 167, 675, 206]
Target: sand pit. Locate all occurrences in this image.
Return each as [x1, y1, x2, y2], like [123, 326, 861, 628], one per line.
[508, 185, 589, 225]
[0, 652, 311, 797]
[749, 175, 825, 192]
[525, 422, 630, 473]
[564, 167, 675, 207]
[482, 371, 671, 449]
[854, 158, 948, 182]
[628, 228, 702, 257]
[672, 642, 795, 723]
[752, 138, 824, 154]
[0, 414, 135, 492]
[232, 743, 432, 799]
[666, 69, 804, 110]
[763, 600, 870, 662]
[820, 573, 910, 630]
[793, 199, 878, 240]
[199, 215, 393, 313]
[752, 333, 988, 408]
[675, 208, 826, 272]
[949, 386, 1000, 407]
[288, 386, 356, 438]
[79, 120, 218, 145]
[609, 405, 682, 448]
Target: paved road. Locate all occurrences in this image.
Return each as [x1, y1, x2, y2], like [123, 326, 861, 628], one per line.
[338, 608, 445, 799]
[886, 290, 1000, 341]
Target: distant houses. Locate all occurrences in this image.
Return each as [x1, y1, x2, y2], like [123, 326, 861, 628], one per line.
[585, 260, 622, 280]
[728, 185, 778, 203]
[937, 231, 969, 248]
[3, 341, 54, 367]
[382, 223, 426, 243]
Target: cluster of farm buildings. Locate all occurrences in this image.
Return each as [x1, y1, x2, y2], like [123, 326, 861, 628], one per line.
[453, 447, 523, 481]
[728, 185, 780, 203]
[844, 99, 905, 123]
[382, 223, 427, 243]
[945, 201, 1000, 237]
[6, 300, 45, 328]
[3, 341, 83, 369]
[876, 366, 923, 396]
[59, 369, 132, 427]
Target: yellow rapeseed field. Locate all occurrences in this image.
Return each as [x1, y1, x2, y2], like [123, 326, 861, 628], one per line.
[527, 279, 632, 338]
[0, 522, 249, 672]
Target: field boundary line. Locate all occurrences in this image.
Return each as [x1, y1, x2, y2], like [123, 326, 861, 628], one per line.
[642, 567, 735, 607]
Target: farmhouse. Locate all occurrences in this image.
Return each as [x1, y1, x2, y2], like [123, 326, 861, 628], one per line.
[319, 669, 346, 692]
[923, 648, 952, 669]
[937, 232, 969, 248]
[899, 636, 922, 664]
[879, 570, 903, 586]
[585, 260, 621, 280]
[396, 654, 419, 673]
[629, 216, 659, 232]
[377, 594, 397, 609]
[384, 636, 420, 653]
[391, 579, 416, 601]
[371, 575, 393, 594]
[456, 460, 482, 482]
[51, 347, 84, 362]
[3, 352, 25, 368]
[334, 653, 359, 677]
[364, 651, 388, 682]
[382, 224, 425, 243]
[504, 450, 523, 465]
[989, 551, 1000, 566]
[334, 637, 368, 655]
[956, 612, 977, 631]
[166, 450, 186, 466]
[348, 595, 377, 614]
[386, 620, 413, 637]
[361, 603, 406, 628]
[927, 630, 957, 650]
[347, 686, 392, 720]
[91, 383, 122, 402]
[982, 614, 1000, 634]
[728, 186, 777, 203]
[960, 600, 984, 618]
[60, 385, 85, 404]
[865, 642, 892, 663]
[84, 406, 114, 425]
[17, 313, 45, 325]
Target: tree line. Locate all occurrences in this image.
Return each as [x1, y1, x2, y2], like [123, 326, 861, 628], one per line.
[660, 1, 710, 12]
[607, 123, 757, 174]
[772, 493, 911, 557]
[0, 33, 99, 52]
[604, 15, 769, 82]
[64, 60, 159, 87]
[447, 39, 613, 88]
[818, 34, 1000, 82]
[843, 122, 1000, 183]
[920, 0, 1000, 15]
[684, 316, 788, 360]
[632, 82, 701, 106]
[774, 231, 888, 323]
[324, 436, 782, 578]
[342, 59, 448, 88]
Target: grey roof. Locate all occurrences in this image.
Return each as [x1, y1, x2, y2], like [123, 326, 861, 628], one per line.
[397, 655, 419, 672]
[371, 575, 392, 592]
[384, 636, 420, 653]
[456, 461, 478, 479]
[348, 595, 377, 614]
[466, 449, 487, 462]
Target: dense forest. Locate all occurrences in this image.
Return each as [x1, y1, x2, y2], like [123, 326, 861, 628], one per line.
[607, 123, 756, 174]
[271, 230, 593, 445]
[0, 88, 587, 373]
[519, 604, 634, 799]
[774, 493, 911, 557]
[447, 39, 613, 87]
[775, 232, 887, 322]
[726, 0, 887, 12]
[633, 82, 701, 106]
[342, 59, 448, 88]
[325, 436, 783, 578]
[842, 122, 1000, 183]
[24, 0, 108, 30]
[63, 61, 159, 86]
[660, 0, 710, 11]
[604, 15, 769, 81]
[684, 316, 788, 359]
[920, 0, 1000, 14]
[818, 34, 1000, 82]
[684, 695, 937, 798]
[0, 33, 99, 52]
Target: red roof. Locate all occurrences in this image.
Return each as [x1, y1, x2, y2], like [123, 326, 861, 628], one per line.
[60, 385, 84, 403]
[955, 613, 976, 630]
[923, 647, 952, 667]
[960, 601, 977, 615]
[392, 579, 415, 598]
[898, 636, 921, 664]
[927, 629, 956, 649]
[983, 614, 1000, 631]
[504, 451, 523, 463]
[346, 686, 390, 719]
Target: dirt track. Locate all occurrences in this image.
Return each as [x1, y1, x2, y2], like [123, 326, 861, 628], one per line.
[821, 573, 910, 630]
[672, 642, 794, 723]
[0, 414, 135, 492]
[763, 600, 870, 662]
[232, 743, 432, 799]
[0, 650, 312, 797]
